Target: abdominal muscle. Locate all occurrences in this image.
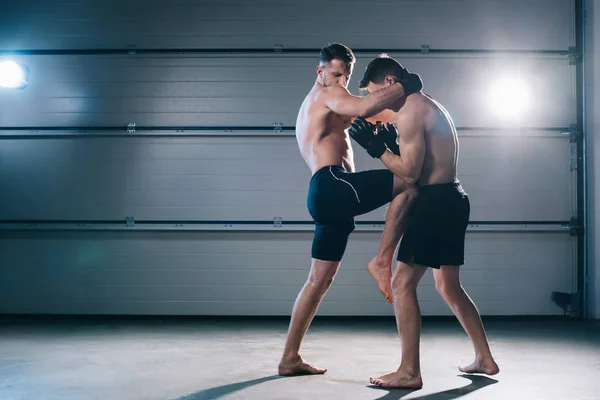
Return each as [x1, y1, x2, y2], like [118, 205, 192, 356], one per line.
[305, 131, 354, 174]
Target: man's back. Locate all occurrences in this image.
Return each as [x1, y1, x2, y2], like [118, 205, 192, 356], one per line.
[398, 93, 459, 186]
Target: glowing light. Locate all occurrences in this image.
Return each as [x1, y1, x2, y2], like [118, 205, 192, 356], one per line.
[0, 60, 29, 89]
[488, 76, 530, 121]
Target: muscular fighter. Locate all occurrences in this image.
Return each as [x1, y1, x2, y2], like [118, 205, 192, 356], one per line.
[278, 44, 422, 376]
[348, 54, 500, 388]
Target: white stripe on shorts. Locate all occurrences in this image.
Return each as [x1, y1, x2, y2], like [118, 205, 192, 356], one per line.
[329, 166, 360, 203]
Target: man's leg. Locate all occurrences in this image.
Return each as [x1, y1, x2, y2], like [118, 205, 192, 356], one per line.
[278, 258, 340, 376]
[367, 177, 419, 303]
[370, 261, 428, 389]
[433, 265, 499, 375]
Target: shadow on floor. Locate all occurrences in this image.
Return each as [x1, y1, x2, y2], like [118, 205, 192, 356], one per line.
[371, 374, 499, 400]
[176, 373, 497, 400]
[176, 375, 283, 400]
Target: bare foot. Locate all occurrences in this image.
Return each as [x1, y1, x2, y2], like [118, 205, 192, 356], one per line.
[278, 356, 327, 376]
[366, 257, 393, 303]
[459, 356, 500, 375]
[370, 370, 423, 389]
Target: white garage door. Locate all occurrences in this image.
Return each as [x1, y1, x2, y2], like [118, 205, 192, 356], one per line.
[0, 0, 578, 316]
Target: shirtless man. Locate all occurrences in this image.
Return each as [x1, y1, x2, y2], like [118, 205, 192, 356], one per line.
[278, 43, 422, 376]
[347, 54, 500, 388]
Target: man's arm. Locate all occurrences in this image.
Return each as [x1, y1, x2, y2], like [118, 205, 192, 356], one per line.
[322, 83, 406, 118]
[379, 109, 426, 185]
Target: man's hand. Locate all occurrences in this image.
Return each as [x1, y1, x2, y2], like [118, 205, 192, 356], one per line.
[378, 122, 400, 156]
[399, 72, 423, 96]
[348, 117, 376, 148]
[348, 117, 387, 158]
[378, 104, 426, 184]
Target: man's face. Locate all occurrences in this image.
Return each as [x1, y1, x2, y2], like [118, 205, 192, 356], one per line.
[365, 79, 391, 94]
[365, 76, 402, 123]
[317, 59, 353, 88]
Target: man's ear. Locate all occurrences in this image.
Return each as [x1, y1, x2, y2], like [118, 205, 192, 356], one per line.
[385, 75, 397, 86]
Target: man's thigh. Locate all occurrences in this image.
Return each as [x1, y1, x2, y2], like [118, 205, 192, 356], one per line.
[396, 183, 469, 268]
[311, 219, 355, 262]
[329, 168, 395, 216]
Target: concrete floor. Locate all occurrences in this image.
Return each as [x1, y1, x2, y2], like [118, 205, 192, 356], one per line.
[0, 316, 599, 400]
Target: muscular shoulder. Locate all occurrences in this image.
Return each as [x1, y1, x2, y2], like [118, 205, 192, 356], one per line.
[306, 85, 331, 111]
[404, 93, 430, 110]
[319, 84, 349, 101]
[315, 85, 355, 119]
[306, 86, 352, 128]
[396, 94, 429, 125]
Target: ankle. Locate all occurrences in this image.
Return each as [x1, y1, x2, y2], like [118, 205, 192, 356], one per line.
[280, 353, 301, 364]
[474, 351, 495, 363]
[397, 365, 421, 377]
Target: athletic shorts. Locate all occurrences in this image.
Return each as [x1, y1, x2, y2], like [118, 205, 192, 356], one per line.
[307, 165, 394, 261]
[397, 181, 470, 268]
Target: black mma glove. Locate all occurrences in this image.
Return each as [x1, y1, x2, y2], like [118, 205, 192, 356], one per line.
[378, 122, 400, 155]
[347, 117, 375, 148]
[399, 71, 423, 96]
[348, 117, 388, 158]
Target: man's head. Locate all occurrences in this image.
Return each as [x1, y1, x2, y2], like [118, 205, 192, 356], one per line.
[359, 54, 408, 93]
[316, 43, 356, 88]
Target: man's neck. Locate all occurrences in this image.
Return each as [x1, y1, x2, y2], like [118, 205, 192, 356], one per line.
[390, 96, 407, 112]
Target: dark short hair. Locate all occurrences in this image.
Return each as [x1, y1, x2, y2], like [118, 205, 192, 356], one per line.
[319, 43, 356, 66]
[359, 54, 407, 89]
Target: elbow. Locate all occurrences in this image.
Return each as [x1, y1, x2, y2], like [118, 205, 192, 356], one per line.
[402, 169, 421, 186]
[404, 164, 424, 186]
[403, 175, 419, 186]
[356, 105, 374, 118]
[356, 109, 369, 118]
[390, 168, 417, 185]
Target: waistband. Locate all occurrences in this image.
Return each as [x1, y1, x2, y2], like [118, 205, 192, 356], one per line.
[419, 181, 465, 194]
[310, 165, 346, 182]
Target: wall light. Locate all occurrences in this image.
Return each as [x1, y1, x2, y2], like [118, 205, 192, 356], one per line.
[487, 76, 530, 121]
[0, 60, 30, 90]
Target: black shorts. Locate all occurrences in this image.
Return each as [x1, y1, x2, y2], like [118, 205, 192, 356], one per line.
[397, 181, 470, 268]
[307, 165, 394, 261]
